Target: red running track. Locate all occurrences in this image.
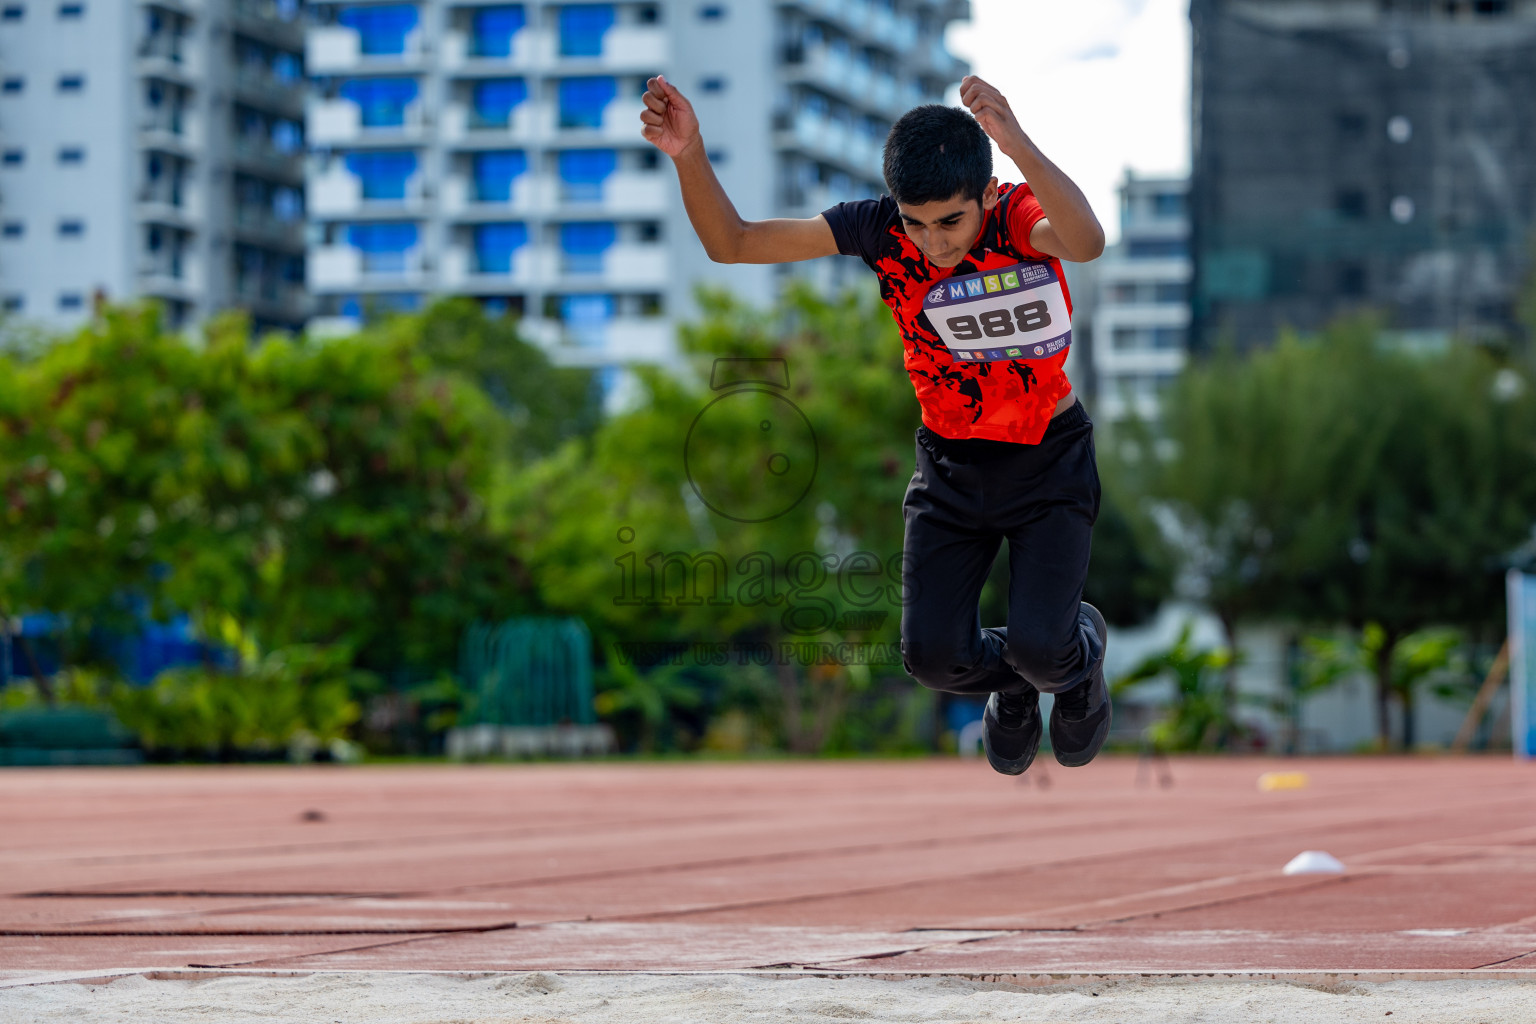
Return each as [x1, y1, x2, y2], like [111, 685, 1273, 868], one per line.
[1, 757, 1534, 975]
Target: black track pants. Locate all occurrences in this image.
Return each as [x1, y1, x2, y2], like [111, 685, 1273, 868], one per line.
[899, 400, 1102, 697]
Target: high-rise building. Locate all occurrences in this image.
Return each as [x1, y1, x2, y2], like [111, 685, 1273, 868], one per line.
[1089, 172, 1191, 422]
[1190, 0, 1536, 351]
[301, 0, 970, 395]
[0, 0, 310, 333]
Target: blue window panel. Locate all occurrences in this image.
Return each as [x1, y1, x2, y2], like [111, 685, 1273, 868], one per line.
[558, 148, 616, 201]
[390, 293, 422, 311]
[339, 77, 418, 127]
[559, 4, 614, 57]
[474, 222, 529, 273]
[472, 78, 527, 126]
[347, 221, 417, 251]
[272, 119, 302, 153]
[344, 150, 417, 200]
[472, 6, 526, 57]
[341, 292, 421, 314]
[338, 4, 419, 56]
[558, 76, 616, 128]
[560, 220, 615, 274]
[561, 292, 614, 321]
[472, 150, 527, 201]
[564, 293, 615, 348]
[558, 148, 616, 183]
[559, 221, 615, 254]
[274, 187, 302, 220]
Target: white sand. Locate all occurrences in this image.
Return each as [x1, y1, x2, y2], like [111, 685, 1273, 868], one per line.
[2, 971, 1535, 1023]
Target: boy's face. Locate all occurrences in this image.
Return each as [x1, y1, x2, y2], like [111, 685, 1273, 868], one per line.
[896, 178, 1000, 268]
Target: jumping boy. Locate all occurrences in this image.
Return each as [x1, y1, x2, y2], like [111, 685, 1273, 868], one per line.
[640, 74, 1110, 776]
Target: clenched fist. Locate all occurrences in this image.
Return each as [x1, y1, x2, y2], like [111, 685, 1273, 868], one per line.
[640, 75, 701, 158]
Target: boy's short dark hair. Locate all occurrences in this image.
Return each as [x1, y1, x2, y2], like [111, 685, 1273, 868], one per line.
[882, 104, 993, 206]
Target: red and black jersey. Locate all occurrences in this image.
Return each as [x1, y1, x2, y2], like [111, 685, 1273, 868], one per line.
[822, 183, 1074, 445]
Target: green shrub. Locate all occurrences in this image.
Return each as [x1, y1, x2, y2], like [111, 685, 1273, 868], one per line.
[110, 644, 365, 758]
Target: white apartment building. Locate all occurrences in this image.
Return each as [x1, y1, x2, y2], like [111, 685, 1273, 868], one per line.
[301, 0, 970, 397]
[1091, 172, 1191, 422]
[0, 0, 309, 333]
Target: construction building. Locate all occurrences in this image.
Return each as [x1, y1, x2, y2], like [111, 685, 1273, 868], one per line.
[1189, 0, 1536, 350]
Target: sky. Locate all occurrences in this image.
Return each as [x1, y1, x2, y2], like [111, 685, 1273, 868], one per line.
[945, 0, 1191, 244]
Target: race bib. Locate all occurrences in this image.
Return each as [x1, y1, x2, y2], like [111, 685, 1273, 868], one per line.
[921, 262, 1072, 362]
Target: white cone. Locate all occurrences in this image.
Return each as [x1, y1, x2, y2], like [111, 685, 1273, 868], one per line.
[1282, 850, 1345, 875]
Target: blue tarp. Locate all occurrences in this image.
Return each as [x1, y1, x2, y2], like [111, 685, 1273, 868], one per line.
[339, 77, 418, 127]
[558, 76, 616, 128]
[472, 150, 527, 201]
[559, 4, 615, 57]
[472, 78, 528, 125]
[472, 5, 526, 57]
[1, 609, 229, 687]
[474, 222, 529, 273]
[344, 150, 417, 199]
[338, 4, 419, 55]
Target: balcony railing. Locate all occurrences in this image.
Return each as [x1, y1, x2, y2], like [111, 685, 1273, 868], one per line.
[233, 65, 306, 114]
[138, 35, 186, 65]
[233, 206, 305, 246]
[140, 111, 188, 137]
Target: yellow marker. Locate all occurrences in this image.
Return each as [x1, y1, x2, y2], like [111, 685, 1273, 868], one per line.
[1257, 771, 1310, 791]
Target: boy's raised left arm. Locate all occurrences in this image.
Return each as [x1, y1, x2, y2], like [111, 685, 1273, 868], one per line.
[959, 75, 1106, 263]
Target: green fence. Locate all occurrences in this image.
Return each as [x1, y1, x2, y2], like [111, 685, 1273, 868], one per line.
[459, 617, 595, 727]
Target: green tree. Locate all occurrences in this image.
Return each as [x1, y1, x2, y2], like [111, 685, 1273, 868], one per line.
[1112, 622, 1241, 752]
[500, 283, 923, 752]
[398, 298, 606, 459]
[0, 301, 551, 698]
[1298, 624, 1470, 750]
[1151, 316, 1536, 746]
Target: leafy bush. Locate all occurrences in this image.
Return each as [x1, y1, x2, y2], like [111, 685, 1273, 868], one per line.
[110, 643, 365, 759]
[1113, 623, 1253, 752]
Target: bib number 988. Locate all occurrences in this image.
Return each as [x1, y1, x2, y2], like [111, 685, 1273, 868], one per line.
[945, 301, 1052, 341]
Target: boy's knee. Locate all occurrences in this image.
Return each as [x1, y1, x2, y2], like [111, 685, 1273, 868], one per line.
[1008, 612, 1104, 694]
[1006, 630, 1077, 694]
[901, 639, 969, 692]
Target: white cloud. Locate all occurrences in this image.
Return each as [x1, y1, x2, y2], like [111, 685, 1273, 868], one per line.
[946, 0, 1191, 243]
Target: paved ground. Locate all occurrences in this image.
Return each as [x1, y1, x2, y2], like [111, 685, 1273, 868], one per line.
[1, 757, 1534, 979]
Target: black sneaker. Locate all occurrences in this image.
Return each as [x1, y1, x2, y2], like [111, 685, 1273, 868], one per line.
[1050, 602, 1111, 767]
[982, 686, 1042, 776]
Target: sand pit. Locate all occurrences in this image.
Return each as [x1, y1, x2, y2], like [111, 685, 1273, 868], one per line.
[4, 969, 1536, 1023]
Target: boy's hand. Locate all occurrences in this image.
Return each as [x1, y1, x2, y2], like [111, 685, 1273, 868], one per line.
[641, 75, 701, 158]
[959, 75, 1028, 151]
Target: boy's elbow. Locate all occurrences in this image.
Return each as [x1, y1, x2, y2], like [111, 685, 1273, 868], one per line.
[1077, 229, 1106, 262]
[703, 233, 744, 263]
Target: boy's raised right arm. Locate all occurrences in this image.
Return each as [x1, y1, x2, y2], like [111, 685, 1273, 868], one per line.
[642, 75, 841, 265]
